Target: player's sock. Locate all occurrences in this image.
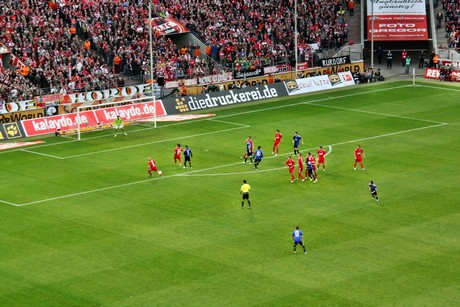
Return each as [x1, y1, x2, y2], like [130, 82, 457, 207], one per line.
[241, 201, 244, 208]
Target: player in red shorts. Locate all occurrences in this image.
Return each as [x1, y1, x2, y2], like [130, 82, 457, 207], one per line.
[147, 157, 163, 177]
[174, 144, 182, 165]
[285, 156, 296, 183]
[353, 145, 365, 170]
[317, 146, 327, 171]
[297, 153, 306, 182]
[272, 129, 283, 156]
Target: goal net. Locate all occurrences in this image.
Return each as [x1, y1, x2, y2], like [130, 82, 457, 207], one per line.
[73, 96, 161, 140]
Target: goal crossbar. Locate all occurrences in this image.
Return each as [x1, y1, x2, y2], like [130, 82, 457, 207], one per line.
[76, 95, 157, 140]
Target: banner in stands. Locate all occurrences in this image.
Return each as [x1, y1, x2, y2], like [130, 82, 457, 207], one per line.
[366, 0, 428, 41]
[34, 93, 63, 105]
[0, 109, 45, 123]
[233, 68, 264, 80]
[320, 56, 351, 67]
[299, 62, 363, 77]
[20, 100, 167, 137]
[148, 17, 189, 35]
[424, 68, 460, 82]
[264, 64, 292, 74]
[164, 72, 234, 89]
[162, 83, 289, 114]
[45, 103, 60, 117]
[197, 72, 233, 85]
[63, 83, 152, 104]
[0, 100, 37, 114]
[9, 53, 28, 71]
[165, 79, 198, 89]
[285, 72, 356, 96]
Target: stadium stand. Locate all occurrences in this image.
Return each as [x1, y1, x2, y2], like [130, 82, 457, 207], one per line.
[0, 0, 351, 102]
[443, 0, 459, 49]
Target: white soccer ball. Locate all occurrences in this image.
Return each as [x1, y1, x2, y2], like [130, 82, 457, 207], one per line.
[158, 171, 163, 176]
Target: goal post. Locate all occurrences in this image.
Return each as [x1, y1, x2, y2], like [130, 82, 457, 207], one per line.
[76, 95, 158, 140]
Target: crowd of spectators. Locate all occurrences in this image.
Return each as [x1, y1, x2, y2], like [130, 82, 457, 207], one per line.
[0, 0, 352, 103]
[442, 0, 460, 49]
[352, 67, 383, 84]
[439, 66, 455, 81]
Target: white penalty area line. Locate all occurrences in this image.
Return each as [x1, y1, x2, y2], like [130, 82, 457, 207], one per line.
[62, 125, 250, 159]
[19, 149, 64, 159]
[5, 83, 446, 158]
[19, 122, 250, 160]
[12, 160, 271, 206]
[325, 145, 332, 157]
[178, 166, 286, 177]
[0, 117, 249, 158]
[216, 84, 448, 126]
[8, 121, 446, 207]
[0, 199, 20, 207]
[305, 102, 447, 125]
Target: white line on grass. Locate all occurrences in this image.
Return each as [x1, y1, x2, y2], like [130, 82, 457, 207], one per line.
[329, 123, 447, 146]
[418, 84, 460, 92]
[178, 166, 287, 177]
[3, 83, 452, 206]
[1, 83, 446, 158]
[325, 145, 332, 157]
[306, 103, 447, 125]
[207, 118, 250, 127]
[62, 125, 249, 159]
[0, 199, 20, 206]
[14, 160, 267, 206]
[19, 149, 64, 159]
[10, 121, 446, 207]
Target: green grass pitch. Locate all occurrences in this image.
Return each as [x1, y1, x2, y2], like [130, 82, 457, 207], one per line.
[1, 80, 459, 306]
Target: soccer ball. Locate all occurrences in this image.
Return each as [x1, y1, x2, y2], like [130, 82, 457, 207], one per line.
[158, 171, 163, 176]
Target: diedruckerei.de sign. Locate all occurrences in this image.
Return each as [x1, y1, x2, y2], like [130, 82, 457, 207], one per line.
[163, 83, 289, 113]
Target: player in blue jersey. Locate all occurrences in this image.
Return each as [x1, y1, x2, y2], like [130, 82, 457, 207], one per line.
[292, 226, 307, 254]
[253, 146, 263, 170]
[242, 136, 254, 164]
[306, 159, 317, 182]
[369, 180, 380, 202]
[292, 131, 304, 156]
[183, 145, 193, 168]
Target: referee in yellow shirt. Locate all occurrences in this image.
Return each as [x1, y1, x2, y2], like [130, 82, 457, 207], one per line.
[240, 180, 252, 209]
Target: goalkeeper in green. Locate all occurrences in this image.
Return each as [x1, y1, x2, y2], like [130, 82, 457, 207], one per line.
[113, 115, 127, 137]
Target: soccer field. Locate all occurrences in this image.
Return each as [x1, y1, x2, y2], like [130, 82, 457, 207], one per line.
[1, 80, 459, 306]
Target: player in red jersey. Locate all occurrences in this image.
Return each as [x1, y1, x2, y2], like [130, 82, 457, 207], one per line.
[147, 157, 163, 177]
[353, 145, 365, 170]
[272, 129, 283, 156]
[317, 146, 327, 171]
[174, 144, 182, 165]
[285, 156, 296, 183]
[297, 153, 306, 182]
